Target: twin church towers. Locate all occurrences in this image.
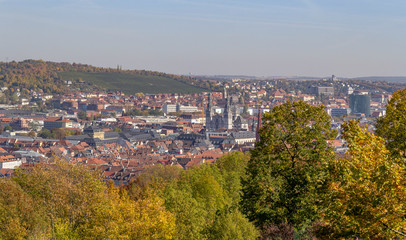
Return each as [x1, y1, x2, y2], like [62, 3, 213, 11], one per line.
[205, 88, 248, 131]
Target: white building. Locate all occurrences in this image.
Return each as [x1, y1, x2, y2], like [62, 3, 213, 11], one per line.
[177, 105, 199, 113]
[0, 155, 23, 169]
[163, 104, 199, 113]
[163, 104, 177, 114]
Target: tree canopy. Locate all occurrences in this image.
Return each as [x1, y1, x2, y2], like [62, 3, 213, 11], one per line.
[1, 160, 176, 239]
[126, 152, 258, 240]
[376, 88, 406, 159]
[320, 120, 406, 239]
[242, 101, 336, 237]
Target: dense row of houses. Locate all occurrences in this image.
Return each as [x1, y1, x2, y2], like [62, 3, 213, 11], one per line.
[0, 78, 394, 184]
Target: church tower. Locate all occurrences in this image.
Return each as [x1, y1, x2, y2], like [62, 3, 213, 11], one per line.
[224, 97, 233, 129]
[223, 86, 228, 100]
[205, 93, 213, 131]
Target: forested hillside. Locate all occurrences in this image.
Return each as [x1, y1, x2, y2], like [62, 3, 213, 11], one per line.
[0, 60, 208, 95]
[0, 60, 67, 94]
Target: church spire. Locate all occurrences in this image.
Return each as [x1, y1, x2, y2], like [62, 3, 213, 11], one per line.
[206, 93, 213, 114]
[205, 93, 213, 131]
[224, 95, 233, 129]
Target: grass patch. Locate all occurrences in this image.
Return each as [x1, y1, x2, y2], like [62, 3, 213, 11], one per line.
[59, 71, 204, 94]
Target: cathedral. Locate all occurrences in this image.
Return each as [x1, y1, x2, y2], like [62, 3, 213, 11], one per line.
[205, 89, 248, 131]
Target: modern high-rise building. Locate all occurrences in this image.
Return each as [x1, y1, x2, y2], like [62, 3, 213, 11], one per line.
[349, 93, 371, 116]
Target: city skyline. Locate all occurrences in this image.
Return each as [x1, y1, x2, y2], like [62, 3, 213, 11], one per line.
[2, 0, 406, 77]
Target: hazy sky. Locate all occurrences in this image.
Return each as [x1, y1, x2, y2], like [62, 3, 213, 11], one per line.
[1, 0, 406, 77]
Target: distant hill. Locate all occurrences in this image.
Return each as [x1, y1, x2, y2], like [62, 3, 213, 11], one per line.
[0, 60, 207, 95]
[353, 76, 406, 83]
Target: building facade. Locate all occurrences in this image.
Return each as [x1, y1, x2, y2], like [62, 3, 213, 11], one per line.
[205, 91, 248, 131]
[349, 93, 371, 116]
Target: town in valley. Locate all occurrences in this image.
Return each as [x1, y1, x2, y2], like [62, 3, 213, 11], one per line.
[0, 67, 398, 183]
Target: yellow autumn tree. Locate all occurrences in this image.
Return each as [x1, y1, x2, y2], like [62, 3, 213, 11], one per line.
[0, 179, 49, 240]
[80, 182, 176, 240]
[11, 160, 176, 239]
[320, 120, 406, 239]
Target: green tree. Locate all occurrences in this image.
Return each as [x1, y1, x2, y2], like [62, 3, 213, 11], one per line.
[127, 161, 258, 240]
[164, 184, 207, 240]
[167, 164, 228, 239]
[319, 120, 406, 239]
[39, 128, 54, 139]
[209, 208, 259, 240]
[113, 127, 122, 133]
[77, 111, 88, 120]
[375, 88, 406, 159]
[148, 109, 163, 116]
[52, 128, 66, 140]
[163, 163, 257, 239]
[215, 151, 249, 206]
[241, 101, 336, 236]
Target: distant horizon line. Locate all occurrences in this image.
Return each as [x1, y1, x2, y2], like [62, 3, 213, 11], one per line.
[192, 74, 406, 79]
